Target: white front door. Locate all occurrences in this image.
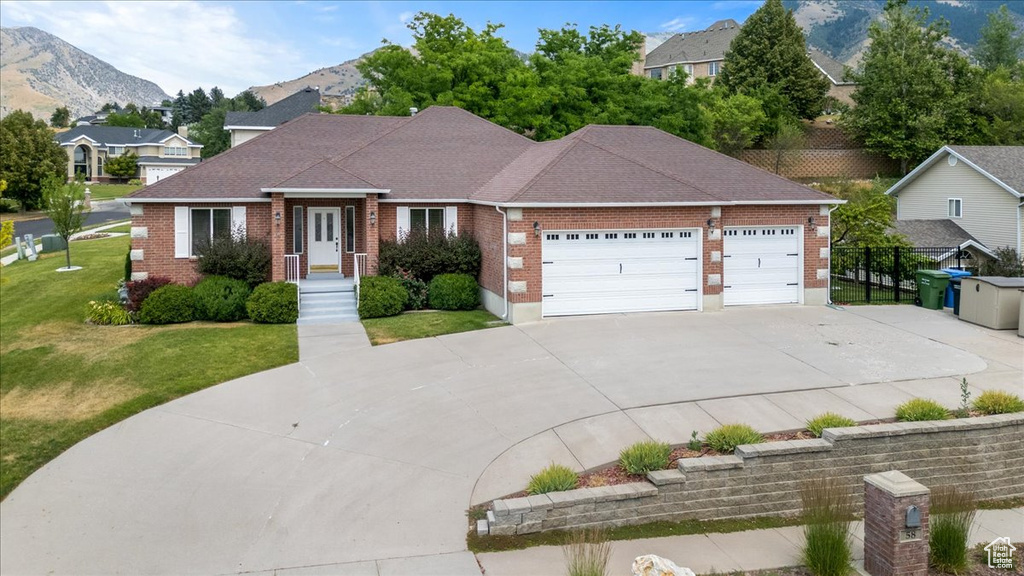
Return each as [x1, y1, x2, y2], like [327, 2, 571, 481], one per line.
[723, 226, 802, 306]
[308, 208, 341, 272]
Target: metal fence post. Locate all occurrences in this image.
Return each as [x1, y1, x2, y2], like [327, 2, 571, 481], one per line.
[893, 247, 901, 304]
[864, 246, 872, 303]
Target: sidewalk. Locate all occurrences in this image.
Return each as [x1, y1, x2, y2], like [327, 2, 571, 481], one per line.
[477, 508, 1024, 576]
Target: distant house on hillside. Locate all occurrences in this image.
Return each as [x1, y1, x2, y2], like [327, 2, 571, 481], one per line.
[807, 47, 855, 110]
[224, 87, 321, 147]
[56, 126, 202, 184]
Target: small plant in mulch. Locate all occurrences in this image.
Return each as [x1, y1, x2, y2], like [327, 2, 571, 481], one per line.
[526, 463, 579, 495]
[619, 440, 671, 475]
[896, 398, 951, 422]
[972, 390, 1024, 416]
[705, 423, 764, 453]
[806, 413, 857, 438]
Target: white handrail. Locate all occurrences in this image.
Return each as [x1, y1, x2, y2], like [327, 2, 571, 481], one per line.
[354, 253, 367, 300]
[284, 254, 300, 284]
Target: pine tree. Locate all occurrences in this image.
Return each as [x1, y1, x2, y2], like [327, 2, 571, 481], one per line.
[975, 5, 1024, 72]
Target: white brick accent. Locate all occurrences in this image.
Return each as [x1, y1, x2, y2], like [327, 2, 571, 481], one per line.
[129, 249, 144, 261]
[707, 274, 721, 286]
[708, 229, 721, 241]
[130, 226, 148, 239]
[130, 272, 149, 281]
[816, 226, 830, 238]
[508, 232, 527, 245]
[710, 251, 722, 263]
[507, 256, 523, 269]
[817, 268, 829, 281]
[507, 208, 523, 221]
[508, 280, 527, 294]
[129, 205, 144, 216]
[820, 205, 830, 216]
[710, 206, 722, 218]
[820, 247, 830, 259]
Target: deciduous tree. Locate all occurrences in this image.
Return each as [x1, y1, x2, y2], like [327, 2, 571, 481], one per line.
[50, 106, 70, 128]
[0, 111, 68, 210]
[43, 176, 86, 270]
[105, 152, 138, 183]
[975, 5, 1024, 72]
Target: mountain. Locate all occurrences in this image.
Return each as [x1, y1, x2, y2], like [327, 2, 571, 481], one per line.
[248, 51, 371, 105]
[0, 26, 170, 121]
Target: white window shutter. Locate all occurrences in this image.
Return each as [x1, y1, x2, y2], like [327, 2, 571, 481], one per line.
[445, 205, 458, 235]
[174, 206, 189, 258]
[232, 206, 247, 238]
[397, 206, 410, 239]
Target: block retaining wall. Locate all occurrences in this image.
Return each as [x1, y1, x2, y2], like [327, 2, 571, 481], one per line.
[485, 414, 1024, 536]
[738, 149, 900, 180]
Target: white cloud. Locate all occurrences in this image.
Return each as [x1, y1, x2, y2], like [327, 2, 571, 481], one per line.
[0, 0, 312, 97]
[660, 17, 697, 32]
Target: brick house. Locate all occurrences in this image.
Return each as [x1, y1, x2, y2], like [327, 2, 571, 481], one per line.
[126, 106, 840, 324]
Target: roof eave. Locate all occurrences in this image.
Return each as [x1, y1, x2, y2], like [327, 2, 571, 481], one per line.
[887, 146, 1022, 199]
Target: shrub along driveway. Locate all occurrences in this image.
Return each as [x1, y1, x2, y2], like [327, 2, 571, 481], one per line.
[1, 305, 1021, 575]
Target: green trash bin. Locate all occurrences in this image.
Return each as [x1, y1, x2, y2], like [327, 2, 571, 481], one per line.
[915, 269, 951, 310]
[40, 234, 67, 253]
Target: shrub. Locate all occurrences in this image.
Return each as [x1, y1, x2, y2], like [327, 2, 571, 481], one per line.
[972, 390, 1024, 415]
[806, 413, 857, 438]
[86, 300, 132, 325]
[393, 267, 429, 310]
[127, 178, 143, 186]
[618, 440, 672, 475]
[895, 398, 949, 421]
[194, 275, 251, 322]
[562, 528, 611, 576]
[377, 229, 481, 282]
[0, 220, 13, 249]
[979, 247, 1023, 277]
[194, 229, 272, 288]
[125, 276, 172, 312]
[705, 423, 763, 453]
[527, 463, 578, 495]
[801, 476, 854, 576]
[246, 282, 298, 324]
[358, 276, 407, 319]
[428, 273, 479, 311]
[930, 486, 977, 573]
[124, 246, 132, 284]
[138, 284, 196, 324]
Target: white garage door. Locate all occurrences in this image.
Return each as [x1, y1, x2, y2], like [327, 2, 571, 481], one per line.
[146, 166, 183, 184]
[542, 229, 700, 317]
[723, 227, 801, 306]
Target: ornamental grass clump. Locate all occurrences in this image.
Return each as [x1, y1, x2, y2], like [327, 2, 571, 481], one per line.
[930, 485, 977, 574]
[972, 390, 1024, 415]
[806, 413, 857, 438]
[526, 463, 578, 495]
[895, 398, 950, 421]
[705, 423, 763, 453]
[618, 440, 672, 475]
[801, 476, 854, 576]
[562, 528, 611, 576]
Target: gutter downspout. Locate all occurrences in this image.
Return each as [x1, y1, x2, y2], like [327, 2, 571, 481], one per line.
[497, 203, 509, 317]
[827, 204, 840, 307]
[1017, 201, 1022, 256]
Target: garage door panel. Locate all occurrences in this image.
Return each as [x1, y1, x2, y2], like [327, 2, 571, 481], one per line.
[723, 227, 801, 307]
[545, 259, 697, 278]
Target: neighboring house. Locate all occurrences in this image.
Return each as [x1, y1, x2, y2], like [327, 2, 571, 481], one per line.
[807, 47, 855, 109]
[56, 126, 202, 184]
[889, 219, 995, 270]
[887, 145, 1024, 257]
[224, 86, 321, 147]
[642, 19, 739, 82]
[127, 106, 839, 324]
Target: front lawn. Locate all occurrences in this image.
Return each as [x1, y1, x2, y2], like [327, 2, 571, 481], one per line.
[0, 236, 298, 499]
[86, 183, 142, 200]
[361, 309, 504, 345]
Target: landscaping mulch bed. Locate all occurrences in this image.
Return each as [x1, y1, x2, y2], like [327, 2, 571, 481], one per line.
[72, 233, 111, 241]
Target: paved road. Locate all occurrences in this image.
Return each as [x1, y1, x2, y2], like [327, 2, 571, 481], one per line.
[10, 200, 129, 240]
[1, 306, 1021, 575]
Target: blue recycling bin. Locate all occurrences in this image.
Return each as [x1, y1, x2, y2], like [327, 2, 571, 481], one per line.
[941, 268, 971, 307]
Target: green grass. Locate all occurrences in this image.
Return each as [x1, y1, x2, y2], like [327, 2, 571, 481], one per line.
[86, 183, 142, 200]
[361, 309, 503, 345]
[0, 237, 298, 499]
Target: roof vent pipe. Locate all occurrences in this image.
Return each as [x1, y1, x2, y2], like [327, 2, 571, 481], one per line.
[410, 107, 418, 116]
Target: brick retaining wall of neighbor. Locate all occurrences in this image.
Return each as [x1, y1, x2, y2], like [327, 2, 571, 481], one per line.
[738, 149, 900, 180]
[485, 414, 1024, 536]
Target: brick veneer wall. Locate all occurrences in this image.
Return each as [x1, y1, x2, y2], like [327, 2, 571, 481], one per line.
[486, 414, 1023, 536]
[739, 149, 900, 180]
[376, 202, 476, 243]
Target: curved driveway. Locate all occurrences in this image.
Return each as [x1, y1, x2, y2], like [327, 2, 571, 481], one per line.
[2, 305, 1020, 575]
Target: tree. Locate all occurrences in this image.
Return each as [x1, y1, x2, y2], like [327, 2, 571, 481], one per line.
[972, 65, 1024, 144]
[766, 119, 806, 175]
[975, 5, 1024, 72]
[105, 111, 146, 127]
[105, 152, 138, 183]
[814, 178, 907, 247]
[717, 0, 829, 121]
[0, 180, 12, 249]
[841, 0, 976, 173]
[50, 106, 71, 128]
[706, 91, 767, 155]
[0, 110, 68, 210]
[189, 90, 269, 158]
[43, 176, 86, 270]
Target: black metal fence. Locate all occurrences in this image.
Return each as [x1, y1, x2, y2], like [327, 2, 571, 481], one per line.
[830, 246, 964, 304]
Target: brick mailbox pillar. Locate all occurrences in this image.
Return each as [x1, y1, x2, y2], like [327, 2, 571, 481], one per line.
[863, 471, 930, 576]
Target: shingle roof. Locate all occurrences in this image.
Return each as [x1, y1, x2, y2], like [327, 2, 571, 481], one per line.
[129, 106, 839, 206]
[946, 146, 1024, 196]
[808, 48, 851, 85]
[644, 19, 740, 68]
[56, 125, 191, 146]
[224, 87, 321, 128]
[890, 219, 982, 248]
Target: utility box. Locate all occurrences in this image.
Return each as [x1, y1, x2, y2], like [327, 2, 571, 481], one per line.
[958, 277, 1024, 330]
[40, 234, 67, 253]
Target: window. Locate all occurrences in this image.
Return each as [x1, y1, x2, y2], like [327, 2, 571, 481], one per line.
[684, 64, 693, 77]
[97, 156, 103, 176]
[410, 207, 445, 232]
[109, 146, 124, 156]
[292, 206, 303, 254]
[345, 206, 355, 253]
[163, 146, 188, 156]
[190, 208, 231, 254]
[708, 61, 720, 76]
[650, 68, 663, 80]
[948, 198, 962, 218]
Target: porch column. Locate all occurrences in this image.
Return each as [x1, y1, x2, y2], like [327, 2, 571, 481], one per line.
[365, 194, 379, 274]
[271, 192, 286, 281]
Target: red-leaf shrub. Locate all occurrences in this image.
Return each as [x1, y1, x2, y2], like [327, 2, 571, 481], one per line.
[126, 276, 172, 312]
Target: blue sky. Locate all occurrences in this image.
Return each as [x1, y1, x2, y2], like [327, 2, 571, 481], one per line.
[1, 1, 763, 97]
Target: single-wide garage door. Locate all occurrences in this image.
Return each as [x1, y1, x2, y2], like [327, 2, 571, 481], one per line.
[542, 229, 700, 317]
[146, 166, 183, 184]
[723, 226, 801, 306]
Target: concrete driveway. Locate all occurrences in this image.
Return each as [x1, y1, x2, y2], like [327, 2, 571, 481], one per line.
[1, 305, 1020, 575]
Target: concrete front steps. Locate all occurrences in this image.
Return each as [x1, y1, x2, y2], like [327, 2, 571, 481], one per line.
[297, 274, 358, 325]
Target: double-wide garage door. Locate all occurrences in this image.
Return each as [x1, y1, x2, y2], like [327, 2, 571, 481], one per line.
[723, 227, 801, 306]
[145, 166, 183, 184]
[542, 229, 700, 317]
